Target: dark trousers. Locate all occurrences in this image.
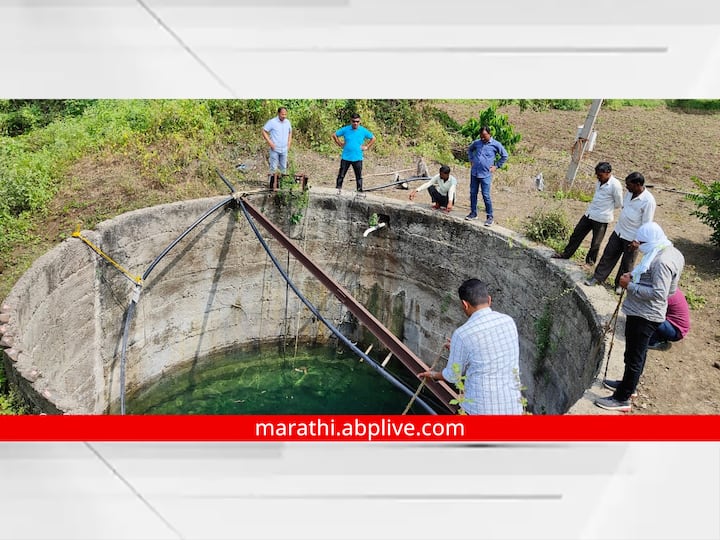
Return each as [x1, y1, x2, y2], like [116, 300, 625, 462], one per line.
[562, 214, 608, 264]
[593, 231, 638, 288]
[614, 315, 660, 401]
[428, 186, 453, 208]
[336, 159, 363, 190]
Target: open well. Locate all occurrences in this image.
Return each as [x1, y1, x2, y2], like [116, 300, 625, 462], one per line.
[0, 188, 614, 415]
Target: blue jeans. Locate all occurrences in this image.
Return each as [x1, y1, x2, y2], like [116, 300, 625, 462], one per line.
[650, 320, 682, 345]
[469, 174, 493, 218]
[269, 149, 288, 173]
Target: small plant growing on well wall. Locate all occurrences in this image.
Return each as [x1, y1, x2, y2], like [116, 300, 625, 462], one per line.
[275, 167, 310, 225]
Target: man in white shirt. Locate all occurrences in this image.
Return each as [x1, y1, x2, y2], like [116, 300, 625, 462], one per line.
[262, 107, 292, 183]
[585, 172, 657, 293]
[408, 165, 457, 212]
[552, 162, 623, 264]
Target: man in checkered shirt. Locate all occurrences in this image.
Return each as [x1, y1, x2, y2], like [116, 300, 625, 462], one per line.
[419, 279, 524, 414]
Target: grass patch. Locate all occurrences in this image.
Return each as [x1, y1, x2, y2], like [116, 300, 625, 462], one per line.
[553, 188, 593, 204]
[680, 266, 708, 310]
[604, 99, 665, 110]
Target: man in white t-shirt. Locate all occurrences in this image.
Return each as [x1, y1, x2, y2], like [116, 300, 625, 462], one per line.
[552, 162, 623, 264]
[262, 107, 292, 180]
[409, 165, 457, 212]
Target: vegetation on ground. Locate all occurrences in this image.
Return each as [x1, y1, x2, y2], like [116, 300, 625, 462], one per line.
[522, 207, 572, 254]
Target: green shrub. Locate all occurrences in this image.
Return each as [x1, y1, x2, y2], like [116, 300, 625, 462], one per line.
[459, 105, 522, 155]
[667, 99, 720, 112]
[495, 99, 587, 112]
[366, 99, 425, 139]
[0, 99, 96, 136]
[427, 107, 462, 132]
[413, 115, 460, 165]
[291, 101, 341, 154]
[0, 389, 26, 415]
[275, 170, 309, 225]
[207, 99, 276, 126]
[687, 176, 720, 246]
[523, 208, 571, 244]
[0, 365, 26, 415]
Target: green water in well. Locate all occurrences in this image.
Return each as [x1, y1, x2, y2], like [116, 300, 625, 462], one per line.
[126, 343, 428, 414]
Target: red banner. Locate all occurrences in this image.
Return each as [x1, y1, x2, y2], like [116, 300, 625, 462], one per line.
[0, 415, 718, 442]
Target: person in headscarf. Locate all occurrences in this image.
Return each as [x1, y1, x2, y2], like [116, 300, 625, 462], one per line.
[595, 222, 685, 412]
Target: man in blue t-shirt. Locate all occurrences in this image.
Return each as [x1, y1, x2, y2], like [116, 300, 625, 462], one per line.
[331, 114, 375, 192]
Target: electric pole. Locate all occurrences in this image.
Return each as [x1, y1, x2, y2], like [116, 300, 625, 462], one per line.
[565, 99, 603, 187]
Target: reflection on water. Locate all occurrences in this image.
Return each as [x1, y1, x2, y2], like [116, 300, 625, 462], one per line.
[126, 343, 426, 414]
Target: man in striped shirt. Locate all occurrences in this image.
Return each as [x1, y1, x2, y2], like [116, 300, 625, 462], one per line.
[419, 279, 524, 415]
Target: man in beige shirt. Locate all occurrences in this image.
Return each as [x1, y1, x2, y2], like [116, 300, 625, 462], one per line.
[409, 165, 457, 213]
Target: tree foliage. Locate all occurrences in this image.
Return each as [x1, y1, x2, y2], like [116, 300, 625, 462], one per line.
[459, 105, 522, 154]
[687, 177, 720, 247]
[0, 99, 95, 136]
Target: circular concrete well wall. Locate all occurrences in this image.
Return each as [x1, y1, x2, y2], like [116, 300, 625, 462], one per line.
[1, 188, 613, 414]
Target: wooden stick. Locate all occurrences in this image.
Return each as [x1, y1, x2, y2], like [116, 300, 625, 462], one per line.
[602, 290, 624, 382]
[402, 341, 446, 415]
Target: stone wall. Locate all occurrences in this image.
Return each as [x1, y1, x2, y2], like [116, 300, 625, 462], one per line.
[1, 188, 612, 414]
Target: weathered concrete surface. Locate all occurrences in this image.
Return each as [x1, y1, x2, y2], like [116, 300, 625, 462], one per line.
[1, 187, 624, 414]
